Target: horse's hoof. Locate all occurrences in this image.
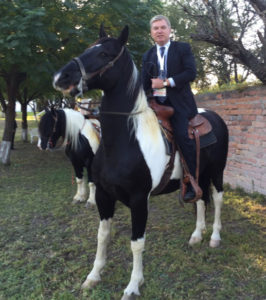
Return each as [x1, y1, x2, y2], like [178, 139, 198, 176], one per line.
[121, 293, 138, 300]
[73, 199, 85, 204]
[209, 239, 220, 248]
[72, 200, 80, 204]
[188, 236, 202, 246]
[81, 279, 99, 289]
[85, 201, 95, 208]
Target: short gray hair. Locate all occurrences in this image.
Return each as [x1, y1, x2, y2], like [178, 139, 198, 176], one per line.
[150, 15, 171, 28]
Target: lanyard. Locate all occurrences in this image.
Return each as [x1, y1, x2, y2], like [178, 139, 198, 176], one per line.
[157, 47, 165, 72]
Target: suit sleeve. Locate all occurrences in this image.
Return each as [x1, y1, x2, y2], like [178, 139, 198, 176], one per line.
[171, 43, 196, 90]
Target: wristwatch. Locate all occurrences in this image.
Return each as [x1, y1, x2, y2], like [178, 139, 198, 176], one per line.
[163, 80, 168, 87]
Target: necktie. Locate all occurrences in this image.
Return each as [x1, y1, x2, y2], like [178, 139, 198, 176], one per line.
[160, 46, 165, 58]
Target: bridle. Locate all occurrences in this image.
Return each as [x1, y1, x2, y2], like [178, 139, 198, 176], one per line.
[72, 46, 125, 97]
[72, 46, 143, 117]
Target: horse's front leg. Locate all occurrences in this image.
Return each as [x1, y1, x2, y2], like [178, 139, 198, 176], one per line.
[122, 194, 148, 300]
[85, 167, 96, 207]
[73, 176, 87, 204]
[85, 182, 96, 207]
[82, 187, 115, 289]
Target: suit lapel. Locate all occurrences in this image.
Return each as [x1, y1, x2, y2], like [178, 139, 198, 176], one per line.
[150, 46, 158, 77]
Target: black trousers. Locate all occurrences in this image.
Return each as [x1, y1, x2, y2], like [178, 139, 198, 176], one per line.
[156, 98, 196, 178]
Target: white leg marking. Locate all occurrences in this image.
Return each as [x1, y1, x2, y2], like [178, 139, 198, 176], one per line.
[210, 187, 223, 248]
[82, 219, 112, 289]
[73, 177, 87, 203]
[189, 200, 206, 246]
[123, 237, 145, 298]
[86, 182, 96, 207]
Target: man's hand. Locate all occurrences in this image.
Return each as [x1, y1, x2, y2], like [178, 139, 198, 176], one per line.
[151, 78, 164, 89]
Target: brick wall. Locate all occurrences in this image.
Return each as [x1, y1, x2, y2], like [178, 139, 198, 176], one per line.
[195, 86, 266, 195]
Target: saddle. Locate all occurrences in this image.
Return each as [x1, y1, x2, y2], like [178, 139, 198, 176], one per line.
[149, 99, 213, 203]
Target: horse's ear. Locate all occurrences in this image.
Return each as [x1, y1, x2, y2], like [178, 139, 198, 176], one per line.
[99, 23, 107, 38]
[50, 105, 56, 117]
[117, 25, 129, 46]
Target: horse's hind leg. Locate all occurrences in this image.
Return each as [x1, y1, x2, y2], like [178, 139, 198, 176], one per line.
[189, 199, 206, 246]
[189, 175, 210, 246]
[210, 184, 223, 248]
[82, 187, 115, 289]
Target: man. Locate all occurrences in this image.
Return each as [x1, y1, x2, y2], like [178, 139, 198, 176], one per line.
[142, 15, 198, 202]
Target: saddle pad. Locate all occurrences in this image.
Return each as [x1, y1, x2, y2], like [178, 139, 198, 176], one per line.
[199, 130, 217, 148]
[162, 129, 217, 156]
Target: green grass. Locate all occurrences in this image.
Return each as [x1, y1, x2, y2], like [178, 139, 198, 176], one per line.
[0, 123, 265, 299]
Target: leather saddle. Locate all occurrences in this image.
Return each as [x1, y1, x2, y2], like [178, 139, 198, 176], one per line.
[149, 99, 213, 203]
[149, 99, 212, 142]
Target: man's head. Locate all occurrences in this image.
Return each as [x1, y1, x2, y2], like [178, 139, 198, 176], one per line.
[150, 15, 171, 46]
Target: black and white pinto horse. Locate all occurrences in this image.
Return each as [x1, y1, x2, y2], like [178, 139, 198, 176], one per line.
[53, 26, 228, 299]
[38, 107, 100, 207]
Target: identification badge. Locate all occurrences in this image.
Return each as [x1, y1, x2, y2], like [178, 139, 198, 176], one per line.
[153, 88, 166, 97]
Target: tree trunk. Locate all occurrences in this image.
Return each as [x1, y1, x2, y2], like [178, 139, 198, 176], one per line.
[21, 102, 28, 142]
[0, 141, 11, 165]
[0, 70, 26, 165]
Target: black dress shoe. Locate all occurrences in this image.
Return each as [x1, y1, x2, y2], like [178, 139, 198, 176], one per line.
[184, 184, 196, 202]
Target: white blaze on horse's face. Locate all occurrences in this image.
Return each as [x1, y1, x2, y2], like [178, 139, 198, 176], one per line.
[53, 73, 61, 90]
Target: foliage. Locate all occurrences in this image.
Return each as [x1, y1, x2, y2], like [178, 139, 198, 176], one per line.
[0, 123, 265, 299]
[0, 0, 162, 164]
[197, 80, 263, 94]
[171, 0, 266, 85]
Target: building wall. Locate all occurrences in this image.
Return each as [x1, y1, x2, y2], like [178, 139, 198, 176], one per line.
[195, 86, 266, 195]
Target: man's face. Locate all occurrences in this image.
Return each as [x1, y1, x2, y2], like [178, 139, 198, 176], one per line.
[150, 19, 171, 46]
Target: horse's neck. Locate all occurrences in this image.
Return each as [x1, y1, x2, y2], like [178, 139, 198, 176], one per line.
[58, 110, 66, 138]
[100, 86, 136, 146]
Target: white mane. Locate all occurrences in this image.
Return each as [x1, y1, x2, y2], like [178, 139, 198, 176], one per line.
[63, 108, 86, 150]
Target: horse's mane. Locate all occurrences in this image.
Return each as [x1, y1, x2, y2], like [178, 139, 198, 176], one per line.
[63, 108, 86, 150]
[126, 56, 161, 143]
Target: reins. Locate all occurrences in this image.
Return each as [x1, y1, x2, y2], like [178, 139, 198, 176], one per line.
[76, 99, 143, 117]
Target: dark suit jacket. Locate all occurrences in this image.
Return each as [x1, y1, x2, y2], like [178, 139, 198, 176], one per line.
[142, 41, 198, 119]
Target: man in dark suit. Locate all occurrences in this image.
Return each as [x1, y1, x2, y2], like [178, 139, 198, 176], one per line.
[142, 15, 198, 202]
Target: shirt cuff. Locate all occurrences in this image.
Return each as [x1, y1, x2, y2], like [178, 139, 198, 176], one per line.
[168, 77, 175, 87]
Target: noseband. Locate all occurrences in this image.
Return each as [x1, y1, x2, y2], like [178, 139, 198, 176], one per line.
[73, 46, 125, 97]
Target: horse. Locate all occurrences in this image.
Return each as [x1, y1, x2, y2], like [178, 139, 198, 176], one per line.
[38, 107, 100, 207]
[53, 25, 228, 299]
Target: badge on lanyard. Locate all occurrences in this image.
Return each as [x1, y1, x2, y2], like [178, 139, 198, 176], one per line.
[153, 47, 167, 97]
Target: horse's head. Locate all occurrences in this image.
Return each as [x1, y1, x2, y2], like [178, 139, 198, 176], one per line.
[38, 107, 65, 150]
[53, 25, 129, 97]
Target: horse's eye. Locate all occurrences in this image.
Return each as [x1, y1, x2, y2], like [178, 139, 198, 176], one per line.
[100, 52, 108, 57]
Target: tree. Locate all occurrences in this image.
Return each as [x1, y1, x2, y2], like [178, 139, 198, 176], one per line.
[173, 0, 266, 84]
[0, 1, 54, 164]
[0, 0, 92, 164]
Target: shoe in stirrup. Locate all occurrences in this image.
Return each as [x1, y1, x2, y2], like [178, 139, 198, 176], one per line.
[184, 183, 196, 202]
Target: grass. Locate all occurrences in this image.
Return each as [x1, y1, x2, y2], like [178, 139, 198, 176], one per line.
[0, 121, 265, 300]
